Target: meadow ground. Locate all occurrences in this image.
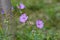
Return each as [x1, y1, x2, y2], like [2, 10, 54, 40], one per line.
[0, 0, 60, 40]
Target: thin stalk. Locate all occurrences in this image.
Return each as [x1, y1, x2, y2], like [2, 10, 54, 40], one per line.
[1, 0, 16, 40]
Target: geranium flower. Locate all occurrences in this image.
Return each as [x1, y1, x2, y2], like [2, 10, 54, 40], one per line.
[19, 13, 28, 23]
[36, 20, 44, 29]
[17, 3, 25, 9]
[1, 10, 4, 14]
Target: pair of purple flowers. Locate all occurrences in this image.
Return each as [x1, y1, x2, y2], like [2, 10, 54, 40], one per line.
[19, 13, 44, 29]
[18, 3, 44, 29]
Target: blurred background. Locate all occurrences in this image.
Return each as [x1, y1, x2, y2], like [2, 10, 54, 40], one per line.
[0, 0, 60, 40]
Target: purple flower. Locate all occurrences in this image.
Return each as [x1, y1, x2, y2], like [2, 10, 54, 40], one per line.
[36, 20, 44, 29]
[1, 10, 4, 14]
[17, 3, 25, 9]
[19, 13, 28, 23]
[20, 3, 25, 9]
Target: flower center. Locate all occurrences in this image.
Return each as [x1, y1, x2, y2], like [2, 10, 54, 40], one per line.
[23, 17, 25, 19]
[38, 23, 40, 25]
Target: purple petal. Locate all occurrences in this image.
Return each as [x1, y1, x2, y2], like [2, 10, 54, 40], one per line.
[36, 20, 44, 29]
[1, 10, 4, 14]
[19, 3, 25, 9]
[21, 13, 26, 16]
[19, 13, 28, 23]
